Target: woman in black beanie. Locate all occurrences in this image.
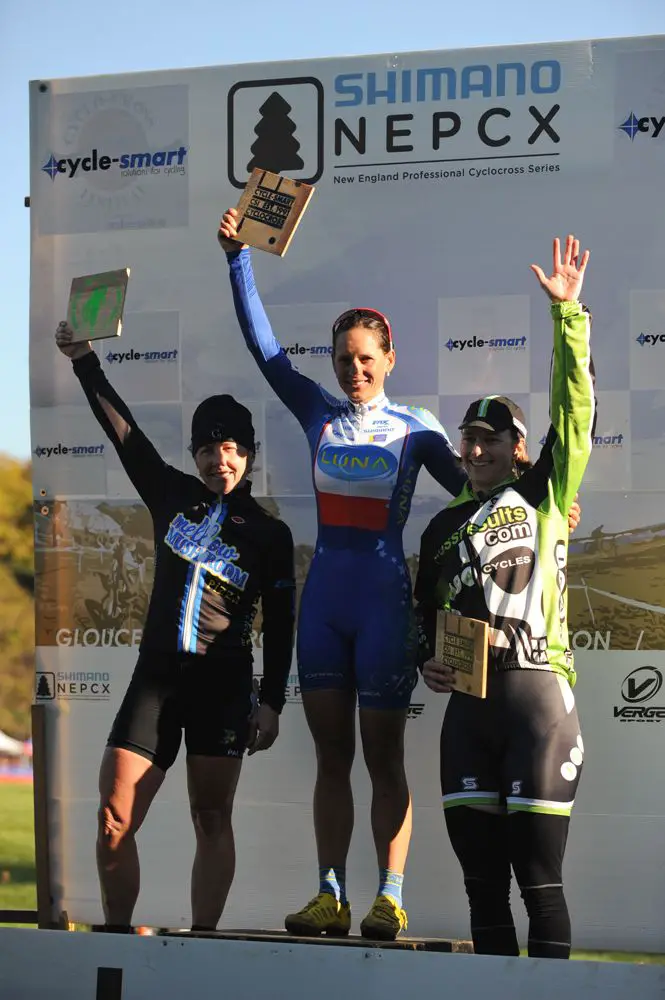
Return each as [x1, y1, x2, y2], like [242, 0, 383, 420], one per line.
[55, 321, 295, 933]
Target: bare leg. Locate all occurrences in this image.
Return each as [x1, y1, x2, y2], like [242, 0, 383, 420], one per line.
[187, 754, 243, 929]
[302, 690, 357, 870]
[96, 746, 165, 926]
[359, 708, 411, 874]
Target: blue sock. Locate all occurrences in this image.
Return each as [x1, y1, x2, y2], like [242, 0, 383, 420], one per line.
[319, 866, 347, 905]
[378, 869, 404, 908]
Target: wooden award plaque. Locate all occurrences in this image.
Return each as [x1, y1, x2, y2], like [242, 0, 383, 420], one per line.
[67, 268, 130, 343]
[435, 610, 489, 699]
[234, 169, 315, 257]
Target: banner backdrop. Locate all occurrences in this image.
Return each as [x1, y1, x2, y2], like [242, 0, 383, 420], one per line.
[29, 36, 665, 950]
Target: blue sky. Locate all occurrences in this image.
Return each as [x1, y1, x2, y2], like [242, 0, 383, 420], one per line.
[1, 0, 663, 460]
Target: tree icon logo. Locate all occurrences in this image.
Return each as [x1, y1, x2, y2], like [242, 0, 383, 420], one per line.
[227, 76, 324, 189]
[247, 93, 304, 174]
[36, 672, 55, 700]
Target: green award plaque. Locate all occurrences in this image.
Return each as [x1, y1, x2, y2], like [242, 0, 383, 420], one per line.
[67, 268, 130, 343]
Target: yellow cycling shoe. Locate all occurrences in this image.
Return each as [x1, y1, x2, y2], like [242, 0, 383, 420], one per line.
[284, 892, 351, 937]
[359, 895, 408, 941]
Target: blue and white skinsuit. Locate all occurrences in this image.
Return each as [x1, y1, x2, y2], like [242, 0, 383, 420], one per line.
[227, 249, 465, 708]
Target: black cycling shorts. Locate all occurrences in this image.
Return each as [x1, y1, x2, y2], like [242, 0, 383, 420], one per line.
[108, 651, 254, 772]
[441, 669, 583, 817]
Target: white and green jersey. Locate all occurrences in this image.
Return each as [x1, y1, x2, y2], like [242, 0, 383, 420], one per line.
[415, 301, 595, 687]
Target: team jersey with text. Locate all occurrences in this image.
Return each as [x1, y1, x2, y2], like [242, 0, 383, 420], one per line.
[227, 248, 465, 553]
[414, 301, 595, 687]
[72, 351, 295, 711]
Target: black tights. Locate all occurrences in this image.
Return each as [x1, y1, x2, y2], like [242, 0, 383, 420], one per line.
[445, 806, 572, 959]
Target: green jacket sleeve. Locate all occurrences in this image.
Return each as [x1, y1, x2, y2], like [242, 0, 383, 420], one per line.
[548, 300, 595, 514]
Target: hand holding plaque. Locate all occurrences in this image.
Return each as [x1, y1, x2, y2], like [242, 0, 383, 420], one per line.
[67, 268, 130, 344]
[433, 610, 488, 699]
[218, 168, 315, 257]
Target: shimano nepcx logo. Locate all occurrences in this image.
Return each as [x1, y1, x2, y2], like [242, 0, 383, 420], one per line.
[613, 666, 665, 722]
[34, 443, 105, 459]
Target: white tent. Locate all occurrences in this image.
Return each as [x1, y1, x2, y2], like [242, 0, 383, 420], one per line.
[0, 730, 24, 757]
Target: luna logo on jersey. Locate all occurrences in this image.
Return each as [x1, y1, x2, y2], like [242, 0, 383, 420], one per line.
[317, 443, 398, 481]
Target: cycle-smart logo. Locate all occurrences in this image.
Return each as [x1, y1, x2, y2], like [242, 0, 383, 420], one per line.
[614, 666, 665, 722]
[105, 348, 178, 365]
[42, 145, 188, 182]
[284, 342, 332, 358]
[617, 112, 665, 142]
[445, 334, 527, 352]
[33, 442, 104, 459]
[635, 331, 665, 347]
[539, 431, 624, 450]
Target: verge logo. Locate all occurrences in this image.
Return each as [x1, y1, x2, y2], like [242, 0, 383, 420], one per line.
[614, 666, 665, 722]
[617, 112, 665, 141]
[33, 443, 105, 459]
[105, 349, 178, 364]
[227, 77, 324, 188]
[621, 666, 662, 703]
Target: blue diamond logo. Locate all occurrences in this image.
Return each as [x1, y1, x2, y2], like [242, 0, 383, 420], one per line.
[618, 113, 640, 141]
[636, 332, 647, 346]
[445, 338, 455, 351]
[41, 154, 61, 180]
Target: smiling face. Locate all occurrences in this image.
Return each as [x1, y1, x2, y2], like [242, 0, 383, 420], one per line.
[460, 425, 521, 493]
[332, 326, 395, 405]
[194, 440, 252, 495]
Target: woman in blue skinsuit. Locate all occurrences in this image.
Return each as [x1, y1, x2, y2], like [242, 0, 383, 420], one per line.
[219, 206, 465, 940]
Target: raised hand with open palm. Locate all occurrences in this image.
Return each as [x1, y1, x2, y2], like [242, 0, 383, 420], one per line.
[531, 234, 589, 303]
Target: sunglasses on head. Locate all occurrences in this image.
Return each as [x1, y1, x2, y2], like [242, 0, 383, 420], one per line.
[331, 307, 394, 352]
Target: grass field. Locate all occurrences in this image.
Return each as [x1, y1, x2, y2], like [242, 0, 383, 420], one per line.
[0, 784, 37, 915]
[0, 784, 663, 963]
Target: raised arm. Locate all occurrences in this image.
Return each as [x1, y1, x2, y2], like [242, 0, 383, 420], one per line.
[218, 210, 334, 431]
[55, 323, 180, 510]
[530, 236, 595, 513]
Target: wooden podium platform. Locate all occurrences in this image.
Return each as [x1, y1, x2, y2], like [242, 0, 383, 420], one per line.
[164, 927, 474, 953]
